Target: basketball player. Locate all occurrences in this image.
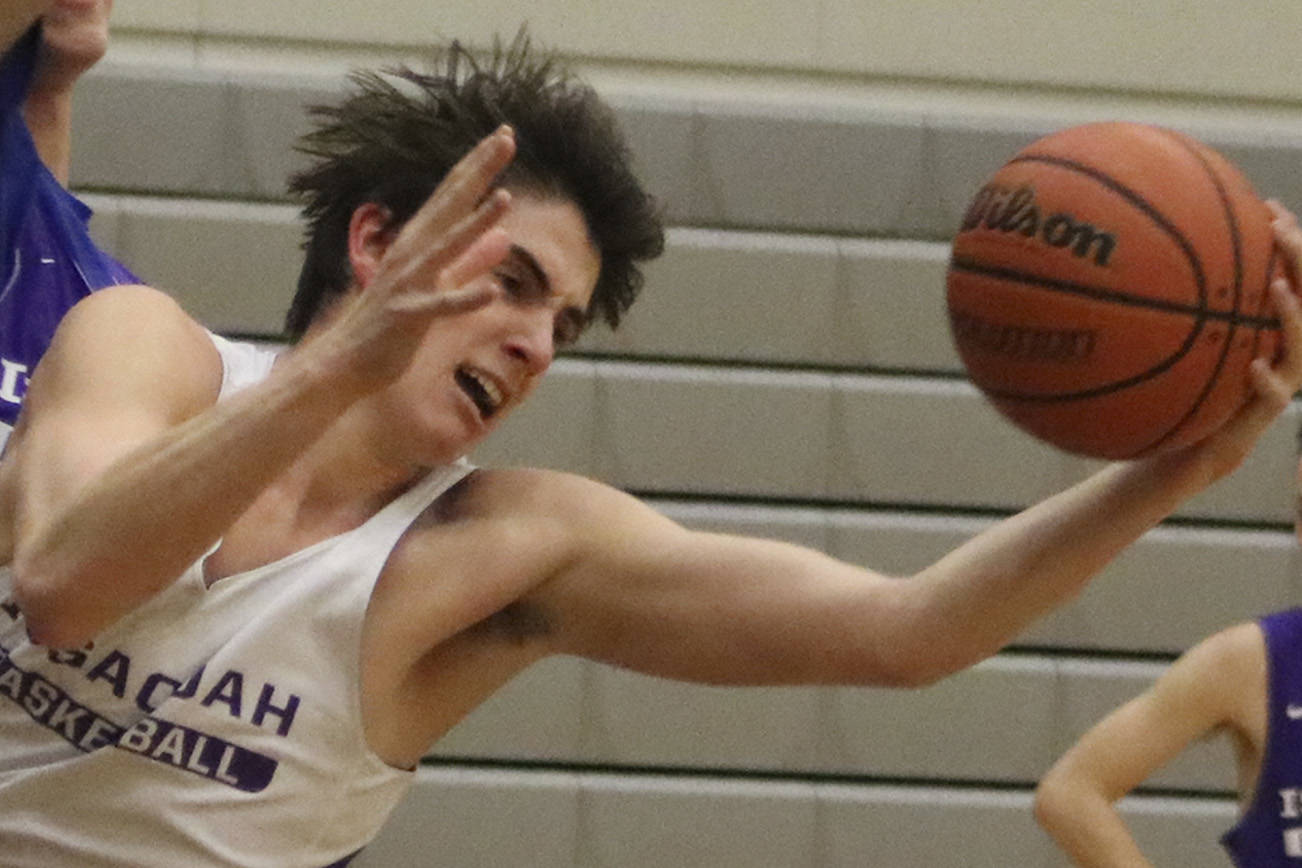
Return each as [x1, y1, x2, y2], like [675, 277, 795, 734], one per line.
[0, 0, 137, 453]
[3, 18, 1302, 867]
[1036, 424, 1302, 866]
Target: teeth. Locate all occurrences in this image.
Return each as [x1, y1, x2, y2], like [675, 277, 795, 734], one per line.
[462, 366, 503, 414]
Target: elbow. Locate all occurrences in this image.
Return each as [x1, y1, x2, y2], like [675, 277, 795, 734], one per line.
[867, 659, 934, 689]
[1033, 767, 1076, 838]
[9, 556, 94, 649]
[866, 628, 977, 688]
[860, 644, 960, 689]
[886, 659, 962, 689]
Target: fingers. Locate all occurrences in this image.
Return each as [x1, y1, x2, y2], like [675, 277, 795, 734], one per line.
[1269, 199, 1302, 294]
[1264, 201, 1302, 393]
[390, 224, 512, 320]
[1196, 207, 1302, 474]
[397, 126, 516, 247]
[376, 128, 516, 296]
[438, 223, 513, 296]
[1220, 268, 1302, 460]
[1268, 276, 1302, 388]
[410, 186, 512, 288]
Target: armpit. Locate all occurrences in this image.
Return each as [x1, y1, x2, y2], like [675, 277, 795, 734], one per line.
[468, 601, 553, 645]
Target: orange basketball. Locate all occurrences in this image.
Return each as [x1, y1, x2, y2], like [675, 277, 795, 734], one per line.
[946, 121, 1280, 459]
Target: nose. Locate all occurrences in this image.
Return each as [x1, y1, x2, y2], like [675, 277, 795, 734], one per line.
[504, 311, 556, 376]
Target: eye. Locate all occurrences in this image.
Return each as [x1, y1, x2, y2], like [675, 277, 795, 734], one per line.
[496, 272, 524, 296]
[496, 267, 544, 301]
[554, 310, 589, 348]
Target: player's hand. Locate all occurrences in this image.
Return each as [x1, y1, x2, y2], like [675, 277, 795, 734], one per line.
[32, 0, 112, 95]
[1189, 200, 1302, 479]
[302, 125, 517, 393]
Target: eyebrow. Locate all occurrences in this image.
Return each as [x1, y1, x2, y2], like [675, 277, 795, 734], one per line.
[507, 243, 589, 324]
[508, 244, 550, 296]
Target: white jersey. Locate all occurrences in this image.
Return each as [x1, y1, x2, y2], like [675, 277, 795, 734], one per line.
[0, 335, 473, 867]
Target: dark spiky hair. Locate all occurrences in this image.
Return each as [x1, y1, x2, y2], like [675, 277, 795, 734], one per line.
[283, 31, 664, 340]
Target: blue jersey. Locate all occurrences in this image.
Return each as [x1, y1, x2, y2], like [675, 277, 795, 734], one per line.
[1221, 608, 1302, 866]
[0, 25, 137, 449]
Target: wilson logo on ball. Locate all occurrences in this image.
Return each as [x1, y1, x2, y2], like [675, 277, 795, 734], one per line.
[961, 183, 1118, 268]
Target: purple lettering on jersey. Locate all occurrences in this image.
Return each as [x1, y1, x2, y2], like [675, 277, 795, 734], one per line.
[0, 645, 123, 749]
[117, 715, 277, 792]
[0, 644, 278, 791]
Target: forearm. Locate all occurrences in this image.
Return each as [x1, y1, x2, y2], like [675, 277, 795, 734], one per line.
[1037, 780, 1154, 868]
[901, 448, 1215, 681]
[13, 352, 358, 646]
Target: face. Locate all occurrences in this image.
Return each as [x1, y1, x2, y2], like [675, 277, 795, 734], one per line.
[372, 193, 600, 464]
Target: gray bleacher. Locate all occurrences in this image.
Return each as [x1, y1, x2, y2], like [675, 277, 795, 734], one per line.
[72, 61, 1302, 867]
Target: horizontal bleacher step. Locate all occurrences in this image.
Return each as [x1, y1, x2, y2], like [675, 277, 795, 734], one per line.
[355, 762, 1236, 868]
[81, 195, 966, 372]
[474, 359, 1301, 525]
[427, 653, 1235, 797]
[73, 62, 1302, 239]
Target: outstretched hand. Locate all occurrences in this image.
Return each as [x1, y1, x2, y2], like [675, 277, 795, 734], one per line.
[1186, 200, 1302, 479]
[301, 125, 518, 393]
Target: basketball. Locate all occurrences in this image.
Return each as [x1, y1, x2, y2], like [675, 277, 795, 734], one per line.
[946, 121, 1280, 459]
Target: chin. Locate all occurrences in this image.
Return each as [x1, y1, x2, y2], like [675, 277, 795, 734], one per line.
[415, 421, 491, 466]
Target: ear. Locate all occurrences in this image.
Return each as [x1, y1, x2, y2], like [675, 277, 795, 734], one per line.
[347, 202, 396, 290]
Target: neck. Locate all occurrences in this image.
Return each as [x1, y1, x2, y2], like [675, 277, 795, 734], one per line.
[284, 413, 434, 531]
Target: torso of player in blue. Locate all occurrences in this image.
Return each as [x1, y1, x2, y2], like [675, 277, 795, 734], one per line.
[1222, 608, 1302, 866]
[0, 25, 136, 447]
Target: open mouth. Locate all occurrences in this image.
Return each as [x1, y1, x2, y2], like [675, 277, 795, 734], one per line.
[454, 366, 504, 419]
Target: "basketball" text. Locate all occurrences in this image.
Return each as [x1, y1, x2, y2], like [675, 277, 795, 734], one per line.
[962, 183, 1118, 268]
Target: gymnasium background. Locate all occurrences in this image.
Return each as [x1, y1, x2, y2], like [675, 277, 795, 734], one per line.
[74, 2, 1302, 865]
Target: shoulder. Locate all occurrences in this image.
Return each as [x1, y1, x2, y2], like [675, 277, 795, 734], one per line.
[53, 284, 216, 366]
[1152, 621, 1266, 726]
[369, 468, 646, 650]
[32, 285, 222, 419]
[391, 466, 679, 591]
[445, 466, 673, 537]
[47, 283, 204, 348]
[1183, 621, 1265, 673]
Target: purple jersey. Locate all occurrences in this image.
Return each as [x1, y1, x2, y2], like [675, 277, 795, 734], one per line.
[1221, 608, 1302, 865]
[0, 25, 137, 448]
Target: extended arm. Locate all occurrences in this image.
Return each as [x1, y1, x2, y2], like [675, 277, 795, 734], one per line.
[532, 214, 1302, 688]
[532, 450, 1269, 687]
[1034, 624, 1266, 867]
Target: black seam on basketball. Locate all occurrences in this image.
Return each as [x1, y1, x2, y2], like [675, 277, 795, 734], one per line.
[1137, 129, 1247, 455]
[1009, 151, 1211, 312]
[948, 257, 1278, 329]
